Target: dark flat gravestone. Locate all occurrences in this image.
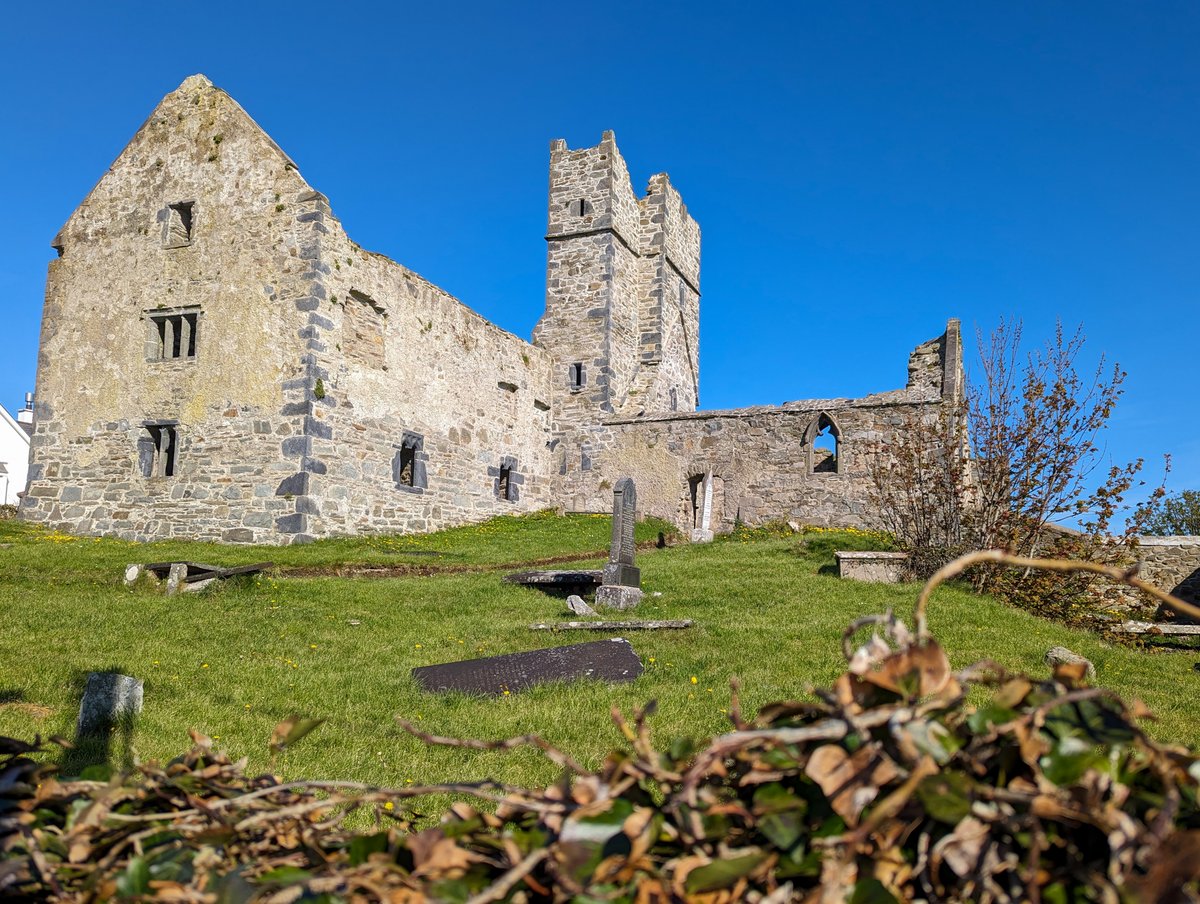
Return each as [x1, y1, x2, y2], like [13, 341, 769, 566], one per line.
[502, 569, 602, 596]
[412, 639, 643, 696]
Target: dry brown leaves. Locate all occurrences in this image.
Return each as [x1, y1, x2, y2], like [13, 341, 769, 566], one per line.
[4, 554, 1200, 902]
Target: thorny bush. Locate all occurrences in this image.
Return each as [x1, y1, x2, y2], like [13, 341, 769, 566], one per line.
[4, 553, 1200, 903]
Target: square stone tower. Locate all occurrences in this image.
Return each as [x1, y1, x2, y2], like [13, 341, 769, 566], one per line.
[533, 132, 700, 427]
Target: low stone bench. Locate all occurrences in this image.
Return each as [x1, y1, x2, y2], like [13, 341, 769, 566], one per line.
[835, 551, 910, 583]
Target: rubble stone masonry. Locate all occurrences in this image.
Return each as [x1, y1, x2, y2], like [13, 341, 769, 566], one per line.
[22, 75, 962, 544]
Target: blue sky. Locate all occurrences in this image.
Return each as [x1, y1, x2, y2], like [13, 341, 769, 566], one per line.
[1, 2, 1197, 506]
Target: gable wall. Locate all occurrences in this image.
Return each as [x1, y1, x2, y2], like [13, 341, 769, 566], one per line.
[21, 78, 326, 540]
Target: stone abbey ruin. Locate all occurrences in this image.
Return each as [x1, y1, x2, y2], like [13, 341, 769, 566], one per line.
[21, 75, 963, 544]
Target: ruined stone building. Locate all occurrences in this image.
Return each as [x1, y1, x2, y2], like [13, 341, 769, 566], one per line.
[20, 75, 963, 543]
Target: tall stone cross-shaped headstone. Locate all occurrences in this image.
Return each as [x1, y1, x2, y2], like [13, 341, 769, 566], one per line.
[596, 477, 644, 610]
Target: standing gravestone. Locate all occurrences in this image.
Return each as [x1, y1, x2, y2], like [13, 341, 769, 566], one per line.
[77, 672, 143, 736]
[412, 639, 643, 695]
[595, 477, 644, 610]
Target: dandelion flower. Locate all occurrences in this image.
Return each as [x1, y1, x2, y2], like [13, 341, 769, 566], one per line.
[690, 676, 698, 685]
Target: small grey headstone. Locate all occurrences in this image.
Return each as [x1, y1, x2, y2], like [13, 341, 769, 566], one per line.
[567, 595, 596, 616]
[77, 672, 143, 736]
[412, 639, 643, 696]
[123, 563, 142, 586]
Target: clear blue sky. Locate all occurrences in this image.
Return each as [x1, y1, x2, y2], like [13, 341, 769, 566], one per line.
[1, 2, 1196, 506]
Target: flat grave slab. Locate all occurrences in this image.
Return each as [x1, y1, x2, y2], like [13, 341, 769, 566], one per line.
[530, 619, 693, 632]
[411, 638, 642, 696]
[1112, 621, 1200, 635]
[502, 569, 602, 595]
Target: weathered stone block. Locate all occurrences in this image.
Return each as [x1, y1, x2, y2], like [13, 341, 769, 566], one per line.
[77, 672, 143, 736]
[835, 551, 910, 583]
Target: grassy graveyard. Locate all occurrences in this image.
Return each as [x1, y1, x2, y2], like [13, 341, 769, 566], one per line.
[0, 510, 1196, 791]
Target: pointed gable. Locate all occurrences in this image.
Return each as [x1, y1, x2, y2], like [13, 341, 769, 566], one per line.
[52, 74, 309, 255]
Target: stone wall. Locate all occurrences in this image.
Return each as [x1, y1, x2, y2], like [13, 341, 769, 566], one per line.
[533, 133, 701, 425]
[1136, 536, 1200, 609]
[21, 75, 966, 546]
[21, 76, 316, 541]
[22, 75, 559, 543]
[559, 323, 960, 532]
[286, 195, 558, 538]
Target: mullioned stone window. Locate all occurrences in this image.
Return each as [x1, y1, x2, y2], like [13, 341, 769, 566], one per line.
[138, 422, 179, 478]
[392, 432, 428, 493]
[145, 306, 201, 361]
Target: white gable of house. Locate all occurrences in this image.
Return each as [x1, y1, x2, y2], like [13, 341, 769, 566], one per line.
[0, 405, 31, 506]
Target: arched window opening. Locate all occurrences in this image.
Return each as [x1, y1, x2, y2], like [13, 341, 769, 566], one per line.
[810, 413, 840, 474]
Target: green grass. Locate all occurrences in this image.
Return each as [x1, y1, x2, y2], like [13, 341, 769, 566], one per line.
[0, 513, 1195, 794]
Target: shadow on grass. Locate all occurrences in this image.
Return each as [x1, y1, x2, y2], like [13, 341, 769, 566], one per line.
[57, 668, 140, 779]
[0, 688, 27, 704]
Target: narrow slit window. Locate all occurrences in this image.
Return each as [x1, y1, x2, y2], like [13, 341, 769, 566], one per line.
[398, 444, 415, 486]
[393, 432, 426, 491]
[569, 362, 584, 391]
[493, 455, 520, 502]
[140, 424, 178, 478]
